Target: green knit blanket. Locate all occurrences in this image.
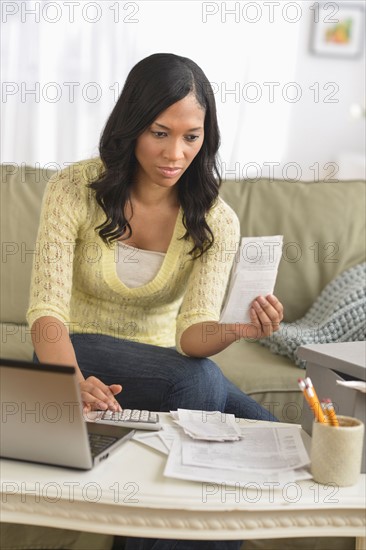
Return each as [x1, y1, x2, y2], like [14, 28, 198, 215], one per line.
[258, 262, 366, 368]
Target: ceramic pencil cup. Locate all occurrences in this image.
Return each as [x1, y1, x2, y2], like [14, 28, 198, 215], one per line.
[311, 415, 364, 486]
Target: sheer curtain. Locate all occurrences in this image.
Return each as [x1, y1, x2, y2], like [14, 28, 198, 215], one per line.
[1, 0, 301, 173]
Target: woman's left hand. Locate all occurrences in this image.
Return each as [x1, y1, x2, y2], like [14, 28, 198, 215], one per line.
[245, 294, 284, 340]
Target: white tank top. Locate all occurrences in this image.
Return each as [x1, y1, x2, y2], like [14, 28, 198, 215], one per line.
[116, 242, 166, 288]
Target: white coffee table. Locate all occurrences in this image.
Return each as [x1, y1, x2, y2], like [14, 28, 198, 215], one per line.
[1, 414, 365, 547]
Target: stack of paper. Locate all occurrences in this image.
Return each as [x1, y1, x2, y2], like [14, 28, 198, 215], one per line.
[172, 409, 242, 441]
[132, 409, 312, 487]
[164, 423, 311, 486]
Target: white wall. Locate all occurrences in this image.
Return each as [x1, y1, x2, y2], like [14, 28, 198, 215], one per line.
[283, 3, 365, 181]
[1, 0, 365, 181]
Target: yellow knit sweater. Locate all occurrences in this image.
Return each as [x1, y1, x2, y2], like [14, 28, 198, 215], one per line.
[26, 158, 240, 354]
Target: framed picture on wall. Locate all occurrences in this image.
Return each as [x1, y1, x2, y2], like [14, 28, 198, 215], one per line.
[310, 2, 365, 58]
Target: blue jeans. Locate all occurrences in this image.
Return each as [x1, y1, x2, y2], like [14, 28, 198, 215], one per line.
[35, 334, 278, 550]
[68, 333, 277, 422]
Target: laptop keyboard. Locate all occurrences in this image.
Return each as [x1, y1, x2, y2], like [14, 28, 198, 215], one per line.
[88, 433, 118, 457]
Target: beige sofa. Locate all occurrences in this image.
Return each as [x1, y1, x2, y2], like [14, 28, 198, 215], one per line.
[1, 163, 364, 550]
[1, 164, 365, 421]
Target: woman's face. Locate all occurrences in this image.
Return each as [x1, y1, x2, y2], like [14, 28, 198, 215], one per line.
[134, 93, 205, 191]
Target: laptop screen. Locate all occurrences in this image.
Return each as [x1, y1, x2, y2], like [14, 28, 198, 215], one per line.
[0, 358, 94, 468]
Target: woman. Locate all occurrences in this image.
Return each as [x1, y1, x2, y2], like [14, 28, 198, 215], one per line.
[28, 52, 283, 418]
[26, 53, 283, 549]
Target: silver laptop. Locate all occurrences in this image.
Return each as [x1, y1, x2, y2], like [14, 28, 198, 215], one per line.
[0, 358, 135, 470]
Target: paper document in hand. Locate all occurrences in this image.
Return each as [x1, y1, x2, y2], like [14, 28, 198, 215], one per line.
[219, 235, 283, 324]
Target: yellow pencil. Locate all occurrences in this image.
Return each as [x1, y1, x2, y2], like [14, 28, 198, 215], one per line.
[298, 378, 312, 407]
[304, 377, 326, 424]
[321, 398, 339, 427]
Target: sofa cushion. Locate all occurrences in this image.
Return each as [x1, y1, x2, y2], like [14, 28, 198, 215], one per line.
[0, 164, 57, 324]
[219, 178, 366, 322]
[2, 165, 365, 327]
[213, 340, 305, 423]
[259, 261, 366, 366]
[0, 323, 34, 360]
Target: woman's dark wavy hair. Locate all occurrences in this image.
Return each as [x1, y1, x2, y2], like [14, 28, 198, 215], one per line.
[88, 52, 221, 258]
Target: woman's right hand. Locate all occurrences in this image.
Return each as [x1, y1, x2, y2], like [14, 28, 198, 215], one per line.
[80, 376, 123, 413]
[30, 318, 122, 413]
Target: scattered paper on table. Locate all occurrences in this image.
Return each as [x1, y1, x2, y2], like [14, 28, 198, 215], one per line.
[172, 409, 242, 441]
[137, 410, 312, 486]
[181, 426, 310, 472]
[158, 425, 182, 451]
[164, 432, 311, 487]
[132, 431, 169, 455]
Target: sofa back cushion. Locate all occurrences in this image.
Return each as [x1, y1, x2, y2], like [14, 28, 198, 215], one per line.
[1, 164, 365, 325]
[219, 178, 366, 322]
[1, 165, 56, 324]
